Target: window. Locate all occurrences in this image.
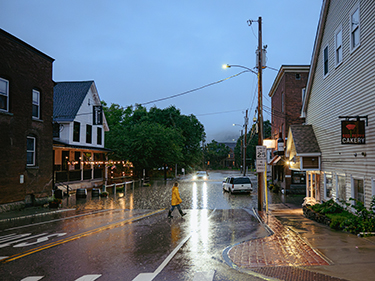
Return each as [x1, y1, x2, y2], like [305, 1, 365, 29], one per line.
[73, 122, 80, 142]
[0, 78, 9, 112]
[350, 5, 360, 51]
[337, 175, 346, 201]
[325, 173, 333, 198]
[335, 27, 342, 66]
[323, 45, 329, 76]
[32, 89, 40, 119]
[97, 127, 102, 145]
[353, 178, 364, 204]
[86, 124, 92, 143]
[295, 73, 301, 80]
[27, 136, 36, 166]
[292, 171, 306, 184]
[53, 123, 60, 138]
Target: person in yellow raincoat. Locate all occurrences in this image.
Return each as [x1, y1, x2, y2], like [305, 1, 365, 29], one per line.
[168, 182, 186, 218]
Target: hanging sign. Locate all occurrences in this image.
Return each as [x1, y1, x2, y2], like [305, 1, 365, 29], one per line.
[93, 105, 103, 125]
[341, 120, 365, 144]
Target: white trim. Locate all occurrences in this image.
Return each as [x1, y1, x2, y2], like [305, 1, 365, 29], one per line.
[27, 136, 36, 166]
[0, 77, 9, 112]
[32, 89, 40, 119]
[296, 153, 321, 157]
[350, 2, 360, 53]
[324, 172, 333, 200]
[334, 25, 343, 67]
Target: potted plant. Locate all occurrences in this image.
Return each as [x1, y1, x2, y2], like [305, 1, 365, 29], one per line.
[100, 191, 109, 198]
[49, 197, 62, 208]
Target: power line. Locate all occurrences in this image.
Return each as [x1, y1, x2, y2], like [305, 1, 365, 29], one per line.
[139, 70, 250, 106]
[196, 108, 246, 117]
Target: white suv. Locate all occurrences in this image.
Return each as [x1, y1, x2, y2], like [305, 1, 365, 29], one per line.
[223, 176, 253, 193]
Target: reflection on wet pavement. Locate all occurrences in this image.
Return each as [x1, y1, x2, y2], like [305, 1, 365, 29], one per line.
[228, 211, 330, 268]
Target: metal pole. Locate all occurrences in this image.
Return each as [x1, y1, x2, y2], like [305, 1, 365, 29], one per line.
[257, 16, 264, 211]
[243, 109, 248, 176]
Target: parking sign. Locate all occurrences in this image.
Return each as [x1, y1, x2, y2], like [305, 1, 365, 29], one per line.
[256, 146, 267, 173]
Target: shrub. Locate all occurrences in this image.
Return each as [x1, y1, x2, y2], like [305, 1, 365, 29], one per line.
[307, 197, 375, 234]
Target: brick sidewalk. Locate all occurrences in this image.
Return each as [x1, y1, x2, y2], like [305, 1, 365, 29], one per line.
[228, 211, 329, 268]
[226, 210, 350, 281]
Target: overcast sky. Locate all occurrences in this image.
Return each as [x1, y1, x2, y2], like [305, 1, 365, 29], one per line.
[1, 0, 322, 143]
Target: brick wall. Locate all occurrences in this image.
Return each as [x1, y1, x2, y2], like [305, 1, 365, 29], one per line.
[0, 29, 54, 205]
[271, 71, 308, 140]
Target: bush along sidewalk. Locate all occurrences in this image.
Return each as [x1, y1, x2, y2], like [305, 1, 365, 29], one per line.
[303, 197, 375, 235]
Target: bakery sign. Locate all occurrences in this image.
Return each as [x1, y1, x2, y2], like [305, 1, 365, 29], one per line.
[341, 120, 365, 144]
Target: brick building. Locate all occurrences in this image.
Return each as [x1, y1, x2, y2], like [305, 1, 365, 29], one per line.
[0, 29, 54, 207]
[268, 65, 309, 193]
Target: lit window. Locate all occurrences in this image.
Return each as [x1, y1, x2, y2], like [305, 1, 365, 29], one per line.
[32, 89, 40, 119]
[335, 27, 342, 65]
[27, 136, 36, 166]
[0, 78, 9, 112]
[350, 5, 360, 51]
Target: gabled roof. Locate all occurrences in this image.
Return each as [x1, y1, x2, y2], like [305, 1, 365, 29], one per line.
[289, 125, 321, 155]
[53, 81, 94, 121]
[301, 0, 330, 116]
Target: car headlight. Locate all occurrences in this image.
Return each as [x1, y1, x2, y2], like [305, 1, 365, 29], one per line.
[193, 175, 197, 180]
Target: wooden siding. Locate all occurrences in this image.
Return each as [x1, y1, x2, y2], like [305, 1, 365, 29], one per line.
[306, 0, 375, 208]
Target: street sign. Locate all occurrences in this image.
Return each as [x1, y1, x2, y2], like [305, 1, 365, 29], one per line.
[256, 145, 267, 173]
[256, 159, 266, 172]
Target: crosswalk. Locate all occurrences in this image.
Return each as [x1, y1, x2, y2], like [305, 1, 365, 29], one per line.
[21, 275, 102, 281]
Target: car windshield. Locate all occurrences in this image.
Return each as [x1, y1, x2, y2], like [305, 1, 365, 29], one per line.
[233, 178, 251, 184]
[197, 171, 206, 175]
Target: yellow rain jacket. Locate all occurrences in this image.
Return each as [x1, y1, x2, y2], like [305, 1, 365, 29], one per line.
[171, 185, 182, 206]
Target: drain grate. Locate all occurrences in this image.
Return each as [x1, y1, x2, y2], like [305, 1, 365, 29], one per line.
[251, 266, 349, 281]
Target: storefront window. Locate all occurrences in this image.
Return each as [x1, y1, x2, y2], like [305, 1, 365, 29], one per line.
[325, 173, 333, 198]
[292, 171, 306, 184]
[337, 175, 346, 201]
[353, 178, 364, 204]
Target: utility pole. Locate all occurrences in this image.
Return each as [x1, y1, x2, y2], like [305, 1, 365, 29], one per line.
[243, 109, 248, 176]
[257, 16, 264, 211]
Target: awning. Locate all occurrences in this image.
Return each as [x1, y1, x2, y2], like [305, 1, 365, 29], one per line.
[269, 156, 281, 165]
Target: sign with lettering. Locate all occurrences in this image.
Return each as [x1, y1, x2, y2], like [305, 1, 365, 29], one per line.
[93, 105, 103, 125]
[341, 120, 365, 144]
[256, 146, 267, 173]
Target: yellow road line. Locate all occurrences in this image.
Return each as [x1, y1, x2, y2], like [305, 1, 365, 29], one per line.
[2, 209, 165, 263]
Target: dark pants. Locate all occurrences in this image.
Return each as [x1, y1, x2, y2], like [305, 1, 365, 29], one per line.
[169, 204, 182, 213]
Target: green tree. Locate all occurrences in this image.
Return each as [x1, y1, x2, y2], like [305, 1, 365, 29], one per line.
[204, 140, 230, 169]
[102, 102, 205, 177]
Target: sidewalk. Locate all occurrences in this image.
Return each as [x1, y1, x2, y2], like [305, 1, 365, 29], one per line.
[225, 197, 375, 281]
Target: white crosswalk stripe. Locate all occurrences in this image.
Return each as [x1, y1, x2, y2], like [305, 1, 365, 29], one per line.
[20, 275, 102, 281]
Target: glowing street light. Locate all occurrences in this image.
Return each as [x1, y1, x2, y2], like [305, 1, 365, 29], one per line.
[222, 64, 258, 75]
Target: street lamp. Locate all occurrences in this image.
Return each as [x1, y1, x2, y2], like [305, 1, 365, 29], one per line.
[222, 64, 258, 75]
[223, 60, 263, 209]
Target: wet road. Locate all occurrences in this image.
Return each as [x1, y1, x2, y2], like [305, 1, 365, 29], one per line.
[0, 171, 269, 281]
